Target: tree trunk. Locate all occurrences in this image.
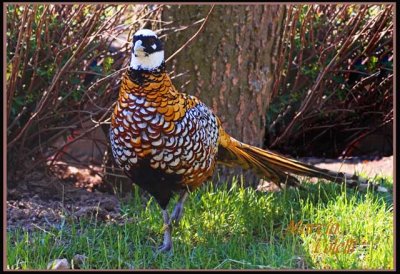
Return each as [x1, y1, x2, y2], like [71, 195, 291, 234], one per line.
[161, 5, 285, 186]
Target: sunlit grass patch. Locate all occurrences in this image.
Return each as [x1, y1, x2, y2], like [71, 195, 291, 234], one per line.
[7, 176, 393, 270]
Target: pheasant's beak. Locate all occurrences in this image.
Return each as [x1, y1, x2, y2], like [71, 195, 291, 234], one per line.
[134, 40, 147, 57]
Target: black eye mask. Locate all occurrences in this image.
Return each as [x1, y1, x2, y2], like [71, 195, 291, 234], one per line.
[133, 35, 164, 54]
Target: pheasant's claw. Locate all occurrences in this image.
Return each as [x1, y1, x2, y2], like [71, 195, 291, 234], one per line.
[157, 242, 172, 253]
[156, 209, 173, 253]
[156, 226, 173, 253]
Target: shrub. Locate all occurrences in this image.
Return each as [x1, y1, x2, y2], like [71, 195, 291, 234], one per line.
[267, 4, 393, 157]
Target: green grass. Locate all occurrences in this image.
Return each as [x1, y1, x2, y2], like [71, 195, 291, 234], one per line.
[7, 175, 393, 270]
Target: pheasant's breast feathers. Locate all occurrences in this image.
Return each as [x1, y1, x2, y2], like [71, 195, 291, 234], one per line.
[110, 72, 220, 187]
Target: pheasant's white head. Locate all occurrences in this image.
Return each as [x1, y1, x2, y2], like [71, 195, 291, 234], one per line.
[130, 29, 164, 71]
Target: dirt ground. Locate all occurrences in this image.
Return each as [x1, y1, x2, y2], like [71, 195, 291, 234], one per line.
[6, 170, 125, 232]
[6, 156, 393, 232]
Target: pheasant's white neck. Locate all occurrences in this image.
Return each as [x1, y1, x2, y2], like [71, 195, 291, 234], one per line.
[130, 51, 164, 71]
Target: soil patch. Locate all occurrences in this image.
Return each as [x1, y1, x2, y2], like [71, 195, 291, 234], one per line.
[7, 170, 125, 232]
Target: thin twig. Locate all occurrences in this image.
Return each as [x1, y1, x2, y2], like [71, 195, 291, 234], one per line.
[8, 8, 103, 148]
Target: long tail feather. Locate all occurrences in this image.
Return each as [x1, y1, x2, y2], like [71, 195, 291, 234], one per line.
[217, 133, 364, 188]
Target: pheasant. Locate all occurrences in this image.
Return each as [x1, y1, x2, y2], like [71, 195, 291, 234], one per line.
[110, 29, 370, 252]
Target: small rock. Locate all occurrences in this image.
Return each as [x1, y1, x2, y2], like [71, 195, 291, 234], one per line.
[47, 258, 70, 270]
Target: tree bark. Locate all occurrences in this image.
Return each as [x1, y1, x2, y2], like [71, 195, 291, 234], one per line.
[162, 5, 285, 186]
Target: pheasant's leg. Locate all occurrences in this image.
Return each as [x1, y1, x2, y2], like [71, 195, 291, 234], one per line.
[170, 191, 188, 226]
[158, 209, 172, 252]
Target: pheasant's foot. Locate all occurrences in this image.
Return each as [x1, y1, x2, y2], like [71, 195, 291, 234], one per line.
[157, 209, 173, 253]
[170, 191, 188, 226]
[170, 203, 184, 225]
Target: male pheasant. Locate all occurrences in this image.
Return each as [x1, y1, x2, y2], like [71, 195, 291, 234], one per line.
[110, 29, 367, 252]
